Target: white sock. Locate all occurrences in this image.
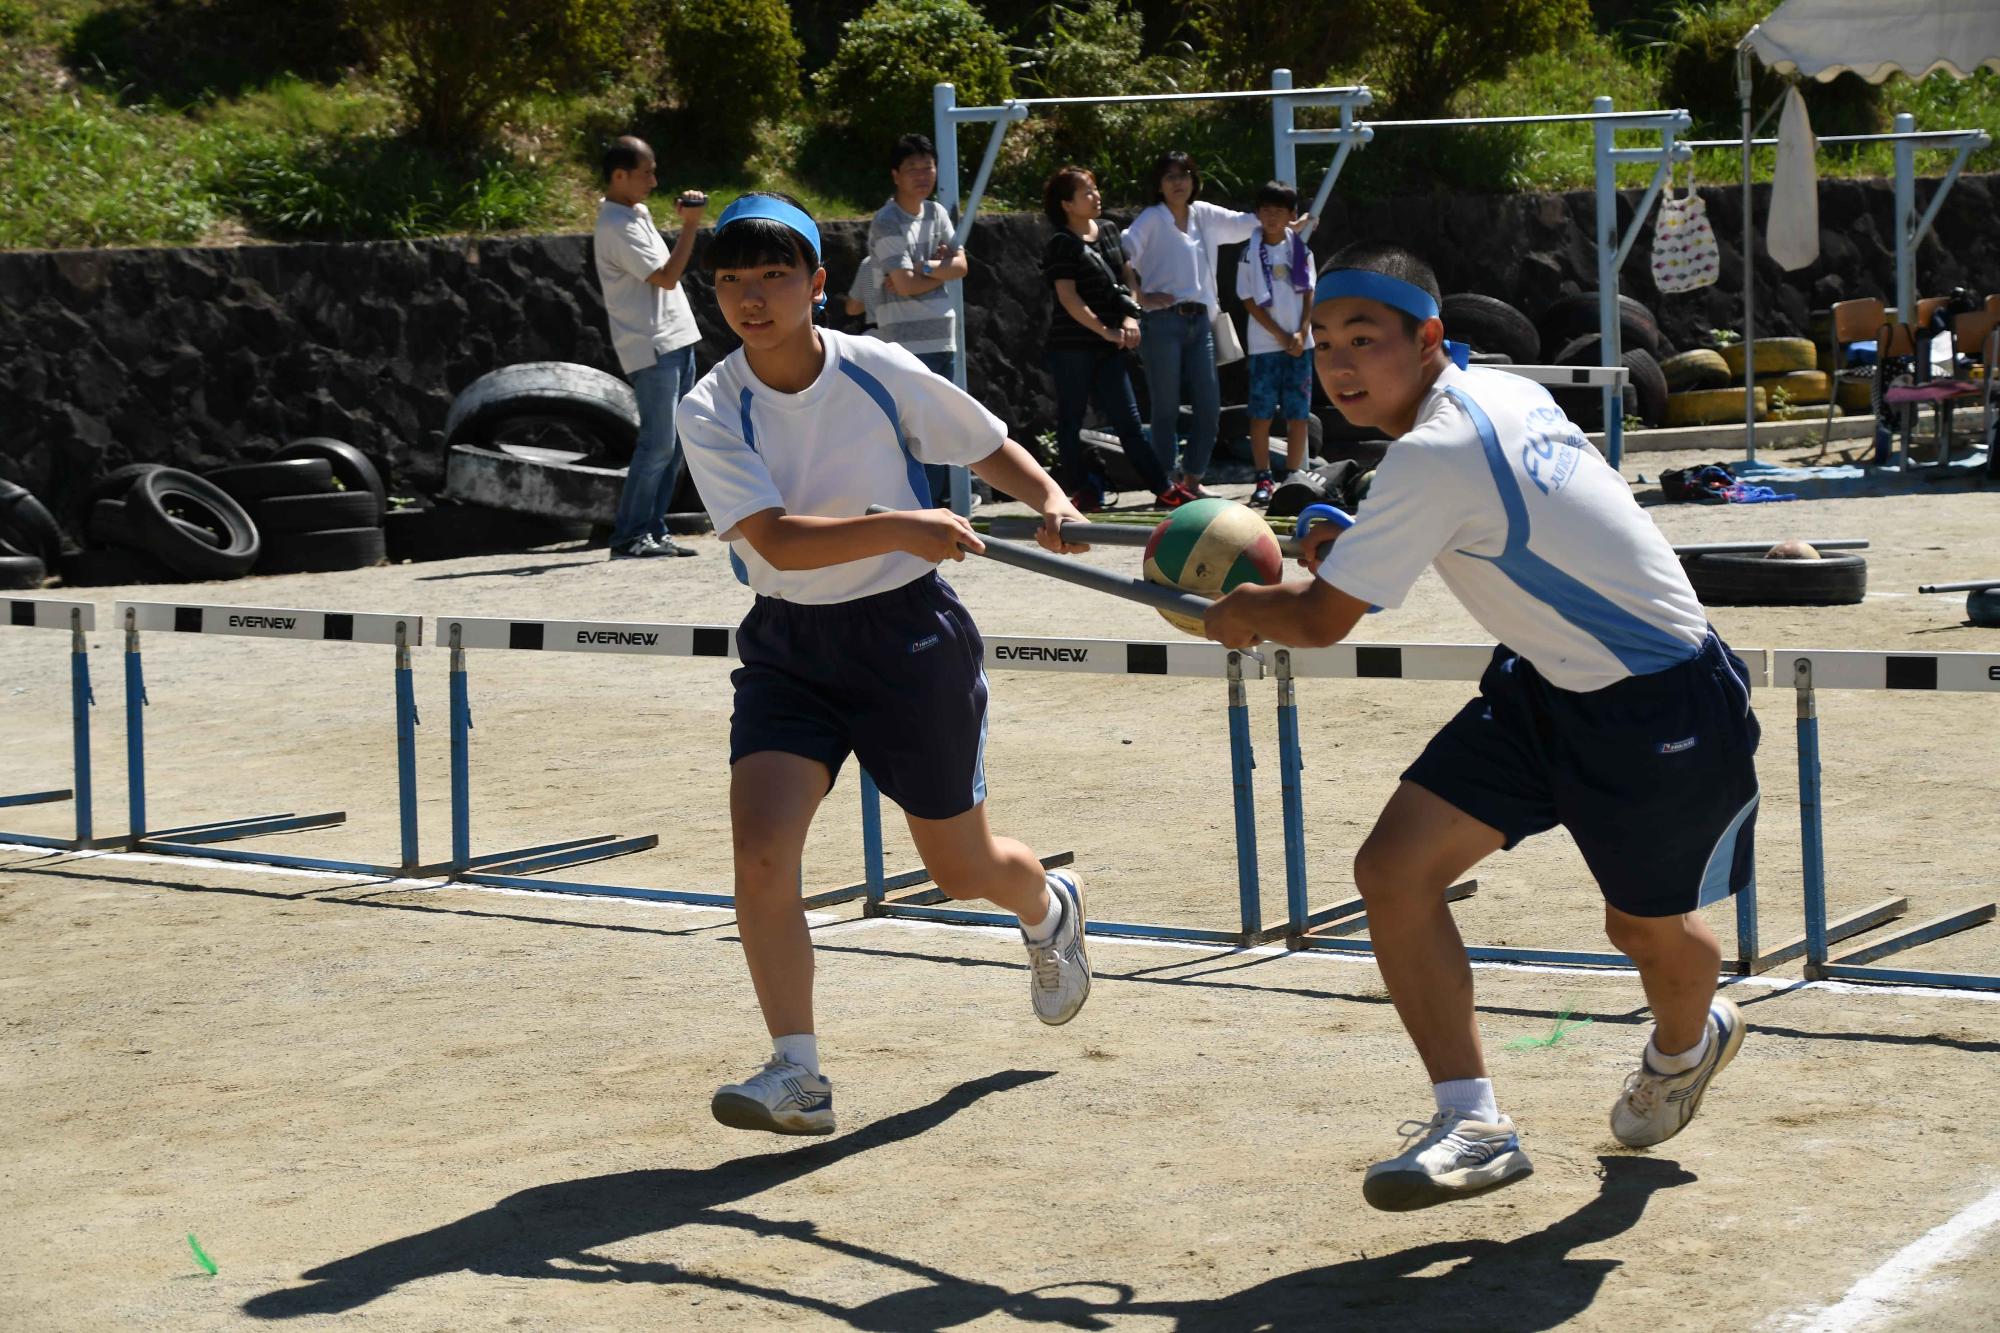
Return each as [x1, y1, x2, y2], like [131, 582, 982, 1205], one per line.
[1647, 1025, 1710, 1074]
[1021, 884, 1062, 944]
[773, 1033, 819, 1077]
[1433, 1077, 1500, 1124]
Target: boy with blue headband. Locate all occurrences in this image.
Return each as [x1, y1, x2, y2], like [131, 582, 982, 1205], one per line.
[1204, 242, 1760, 1211]
[676, 193, 1093, 1137]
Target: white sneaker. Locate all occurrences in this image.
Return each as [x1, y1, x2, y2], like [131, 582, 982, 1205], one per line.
[711, 1059, 836, 1136]
[1611, 996, 1745, 1148]
[1362, 1111, 1535, 1212]
[1024, 871, 1090, 1026]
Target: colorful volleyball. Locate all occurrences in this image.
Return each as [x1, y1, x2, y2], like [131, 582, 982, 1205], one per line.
[1142, 499, 1285, 635]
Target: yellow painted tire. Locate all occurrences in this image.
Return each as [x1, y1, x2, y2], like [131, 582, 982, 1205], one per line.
[1659, 348, 1731, 391]
[1769, 370, 1831, 406]
[1719, 337, 1818, 378]
[1836, 379, 1874, 413]
[1665, 387, 1766, 426]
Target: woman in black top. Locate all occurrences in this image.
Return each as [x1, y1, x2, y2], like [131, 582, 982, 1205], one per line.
[1041, 166, 1176, 511]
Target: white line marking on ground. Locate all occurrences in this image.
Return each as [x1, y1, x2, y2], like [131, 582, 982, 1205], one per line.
[4, 841, 1998, 1001]
[1784, 1180, 2000, 1331]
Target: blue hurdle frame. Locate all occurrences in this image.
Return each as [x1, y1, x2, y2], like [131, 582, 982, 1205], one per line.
[1267, 643, 1813, 975]
[867, 646, 1282, 947]
[1790, 652, 1998, 991]
[114, 601, 425, 877]
[0, 598, 97, 852]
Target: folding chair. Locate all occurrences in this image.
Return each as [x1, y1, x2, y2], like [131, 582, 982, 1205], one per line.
[1878, 303, 1980, 471]
[1954, 308, 1999, 475]
[1821, 296, 1884, 451]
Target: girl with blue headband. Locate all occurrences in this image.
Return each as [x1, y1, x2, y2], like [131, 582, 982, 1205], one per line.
[1205, 241, 1761, 1213]
[675, 192, 1094, 1138]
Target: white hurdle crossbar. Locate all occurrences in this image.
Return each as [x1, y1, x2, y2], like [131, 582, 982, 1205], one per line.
[0, 597, 98, 851]
[113, 601, 425, 876]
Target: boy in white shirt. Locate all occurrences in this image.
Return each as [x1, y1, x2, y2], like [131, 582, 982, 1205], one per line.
[676, 194, 1093, 1137]
[1204, 242, 1759, 1212]
[1235, 181, 1316, 506]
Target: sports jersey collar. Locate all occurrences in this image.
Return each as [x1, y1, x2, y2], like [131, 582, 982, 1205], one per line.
[737, 328, 842, 409]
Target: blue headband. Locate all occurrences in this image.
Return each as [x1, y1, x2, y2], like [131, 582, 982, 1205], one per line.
[714, 195, 822, 264]
[1310, 268, 1469, 369]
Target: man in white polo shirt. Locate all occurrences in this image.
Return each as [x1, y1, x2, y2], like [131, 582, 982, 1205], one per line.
[595, 135, 708, 559]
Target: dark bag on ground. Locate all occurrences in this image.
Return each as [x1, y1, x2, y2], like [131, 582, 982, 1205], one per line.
[1658, 460, 1737, 504]
[1266, 459, 1372, 519]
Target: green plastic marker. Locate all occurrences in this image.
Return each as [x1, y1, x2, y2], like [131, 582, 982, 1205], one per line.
[188, 1233, 217, 1276]
[1504, 1003, 1593, 1051]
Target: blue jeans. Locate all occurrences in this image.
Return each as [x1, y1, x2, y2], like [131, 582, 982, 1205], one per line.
[611, 344, 697, 547]
[1139, 308, 1221, 480]
[913, 349, 957, 505]
[1046, 345, 1170, 496]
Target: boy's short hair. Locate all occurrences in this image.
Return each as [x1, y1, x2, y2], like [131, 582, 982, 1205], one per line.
[1148, 150, 1202, 204]
[1253, 180, 1299, 212]
[1321, 241, 1443, 336]
[601, 138, 650, 183]
[704, 191, 821, 272]
[1042, 166, 1095, 228]
[890, 133, 937, 169]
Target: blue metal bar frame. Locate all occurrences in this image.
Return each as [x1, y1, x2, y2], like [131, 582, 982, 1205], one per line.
[0, 607, 96, 853]
[1789, 657, 1998, 992]
[120, 613, 421, 877]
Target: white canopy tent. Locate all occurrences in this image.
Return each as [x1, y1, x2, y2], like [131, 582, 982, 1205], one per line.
[1726, 0, 1997, 455]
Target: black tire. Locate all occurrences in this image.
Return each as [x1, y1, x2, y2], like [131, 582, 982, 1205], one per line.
[0, 479, 64, 565]
[207, 459, 336, 504]
[243, 491, 383, 535]
[444, 362, 641, 463]
[1681, 553, 1868, 607]
[1622, 348, 1669, 428]
[273, 438, 388, 518]
[257, 526, 388, 575]
[1969, 588, 2000, 627]
[87, 499, 225, 551]
[1465, 350, 1514, 366]
[382, 503, 595, 563]
[1441, 293, 1540, 364]
[58, 546, 182, 587]
[1551, 335, 1643, 428]
[0, 540, 46, 590]
[1538, 293, 1662, 358]
[127, 468, 260, 580]
[88, 462, 170, 506]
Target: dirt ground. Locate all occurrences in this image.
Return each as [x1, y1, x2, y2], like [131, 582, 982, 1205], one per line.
[3, 441, 1997, 1330]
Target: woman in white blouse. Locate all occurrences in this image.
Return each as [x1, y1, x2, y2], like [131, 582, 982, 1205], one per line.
[1121, 150, 1260, 501]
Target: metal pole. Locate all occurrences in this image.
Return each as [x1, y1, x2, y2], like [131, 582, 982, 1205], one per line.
[123, 608, 145, 841]
[860, 769, 885, 906]
[68, 609, 93, 844]
[1794, 658, 1829, 973]
[394, 621, 420, 872]
[1226, 651, 1261, 938]
[1592, 98, 1625, 468]
[1274, 648, 1308, 935]
[449, 624, 471, 871]
[1740, 43, 1758, 461]
[1271, 68, 1295, 185]
[1893, 112, 1917, 321]
[934, 82, 973, 518]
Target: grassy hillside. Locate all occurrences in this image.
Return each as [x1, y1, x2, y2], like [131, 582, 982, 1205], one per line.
[0, 0, 1992, 250]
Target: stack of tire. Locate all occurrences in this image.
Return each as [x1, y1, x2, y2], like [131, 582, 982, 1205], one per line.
[1659, 337, 1824, 427]
[212, 439, 388, 574]
[1537, 294, 1670, 432]
[1, 479, 62, 590]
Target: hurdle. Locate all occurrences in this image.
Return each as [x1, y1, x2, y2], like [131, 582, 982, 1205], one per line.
[0, 597, 97, 852]
[1261, 640, 1844, 975]
[113, 601, 425, 876]
[1788, 649, 2000, 991]
[430, 614, 972, 910]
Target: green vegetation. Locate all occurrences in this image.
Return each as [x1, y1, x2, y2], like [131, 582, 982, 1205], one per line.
[0, 0, 1992, 250]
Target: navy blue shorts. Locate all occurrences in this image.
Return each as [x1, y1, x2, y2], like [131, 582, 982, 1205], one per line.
[1403, 630, 1761, 918]
[730, 572, 988, 821]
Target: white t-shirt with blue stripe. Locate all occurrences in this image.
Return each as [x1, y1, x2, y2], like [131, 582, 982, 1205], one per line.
[1317, 363, 1707, 693]
[676, 328, 1007, 604]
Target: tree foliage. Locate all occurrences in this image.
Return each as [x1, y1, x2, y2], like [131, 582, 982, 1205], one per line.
[815, 0, 1012, 153]
[1358, 0, 1591, 118]
[659, 0, 804, 151]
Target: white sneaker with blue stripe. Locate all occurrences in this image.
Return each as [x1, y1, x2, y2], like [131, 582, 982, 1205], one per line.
[1363, 1111, 1534, 1211]
[711, 1059, 836, 1136]
[1024, 871, 1090, 1026]
[1611, 996, 1745, 1148]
